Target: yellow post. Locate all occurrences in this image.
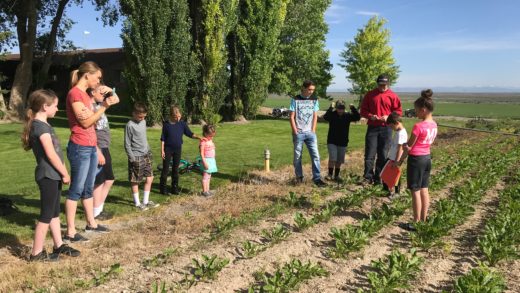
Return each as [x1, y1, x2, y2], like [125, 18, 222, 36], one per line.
[264, 148, 270, 172]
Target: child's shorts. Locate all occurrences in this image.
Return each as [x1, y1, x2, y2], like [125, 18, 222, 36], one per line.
[128, 152, 153, 183]
[407, 155, 431, 190]
[95, 148, 115, 185]
[327, 144, 347, 164]
[201, 157, 218, 173]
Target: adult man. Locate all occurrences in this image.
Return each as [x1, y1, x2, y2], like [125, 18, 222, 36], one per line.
[360, 74, 402, 184]
[289, 80, 326, 187]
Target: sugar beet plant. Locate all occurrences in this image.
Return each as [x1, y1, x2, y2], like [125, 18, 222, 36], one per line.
[478, 172, 520, 266]
[247, 259, 329, 292]
[412, 146, 519, 250]
[179, 254, 230, 288]
[363, 249, 424, 293]
[448, 264, 507, 293]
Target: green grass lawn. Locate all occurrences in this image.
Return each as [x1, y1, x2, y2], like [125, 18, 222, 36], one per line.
[0, 112, 380, 244]
[264, 96, 520, 119]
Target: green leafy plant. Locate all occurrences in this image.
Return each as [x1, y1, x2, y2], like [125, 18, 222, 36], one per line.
[261, 224, 291, 244]
[329, 225, 369, 258]
[366, 249, 423, 292]
[150, 280, 168, 293]
[312, 203, 339, 223]
[248, 259, 328, 292]
[75, 263, 123, 288]
[451, 264, 506, 293]
[142, 247, 178, 268]
[242, 240, 268, 258]
[285, 191, 308, 208]
[293, 212, 315, 231]
[191, 254, 230, 282]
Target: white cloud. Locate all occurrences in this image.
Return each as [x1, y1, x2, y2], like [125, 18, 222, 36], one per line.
[355, 10, 380, 16]
[83, 31, 91, 35]
[325, 3, 348, 24]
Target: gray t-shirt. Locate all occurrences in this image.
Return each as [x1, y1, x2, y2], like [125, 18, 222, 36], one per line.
[94, 103, 111, 148]
[30, 120, 64, 181]
[124, 119, 150, 162]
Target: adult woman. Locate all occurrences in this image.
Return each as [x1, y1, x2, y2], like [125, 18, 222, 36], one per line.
[64, 61, 118, 242]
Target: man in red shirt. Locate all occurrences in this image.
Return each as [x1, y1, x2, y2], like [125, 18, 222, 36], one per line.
[360, 74, 402, 184]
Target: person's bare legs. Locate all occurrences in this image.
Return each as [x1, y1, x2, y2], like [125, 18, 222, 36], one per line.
[144, 176, 153, 193]
[93, 180, 114, 214]
[49, 217, 64, 248]
[420, 188, 430, 221]
[83, 197, 97, 228]
[65, 199, 78, 237]
[32, 222, 49, 255]
[411, 189, 422, 222]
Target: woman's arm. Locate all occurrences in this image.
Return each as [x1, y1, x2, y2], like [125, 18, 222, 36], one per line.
[40, 134, 70, 184]
[200, 143, 208, 170]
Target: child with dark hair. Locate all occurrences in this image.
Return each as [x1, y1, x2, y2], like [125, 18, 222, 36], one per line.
[200, 124, 217, 197]
[22, 90, 80, 261]
[125, 102, 159, 210]
[323, 100, 361, 181]
[398, 89, 437, 231]
[384, 111, 408, 198]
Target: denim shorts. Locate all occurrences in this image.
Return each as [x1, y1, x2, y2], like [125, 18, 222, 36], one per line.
[67, 141, 97, 201]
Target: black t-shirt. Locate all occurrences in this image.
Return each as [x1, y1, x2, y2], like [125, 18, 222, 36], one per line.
[323, 106, 361, 147]
[30, 120, 64, 181]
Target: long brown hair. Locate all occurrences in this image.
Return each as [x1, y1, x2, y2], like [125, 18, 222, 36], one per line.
[21, 90, 58, 151]
[70, 61, 101, 88]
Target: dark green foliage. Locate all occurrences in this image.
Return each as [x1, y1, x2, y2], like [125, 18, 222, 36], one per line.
[451, 265, 506, 293]
[270, 0, 333, 99]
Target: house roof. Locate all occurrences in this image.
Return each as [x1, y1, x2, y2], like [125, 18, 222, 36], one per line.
[5, 47, 123, 61]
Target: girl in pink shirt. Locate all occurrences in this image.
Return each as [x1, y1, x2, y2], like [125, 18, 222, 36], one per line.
[398, 89, 437, 231]
[200, 125, 217, 197]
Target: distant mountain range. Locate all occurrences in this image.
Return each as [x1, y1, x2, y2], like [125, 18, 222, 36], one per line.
[328, 86, 520, 93]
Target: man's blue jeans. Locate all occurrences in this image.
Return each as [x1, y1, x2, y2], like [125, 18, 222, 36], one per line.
[364, 125, 392, 182]
[293, 132, 321, 181]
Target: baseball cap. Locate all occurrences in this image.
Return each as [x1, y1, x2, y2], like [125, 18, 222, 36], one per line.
[377, 74, 389, 85]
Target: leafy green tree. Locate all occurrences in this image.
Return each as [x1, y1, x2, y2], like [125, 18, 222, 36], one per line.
[188, 0, 237, 123]
[0, 0, 119, 119]
[0, 31, 10, 120]
[269, 0, 332, 99]
[227, 0, 289, 120]
[338, 16, 399, 102]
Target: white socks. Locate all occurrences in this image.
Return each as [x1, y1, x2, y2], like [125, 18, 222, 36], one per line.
[143, 191, 150, 205]
[93, 204, 104, 217]
[133, 192, 140, 206]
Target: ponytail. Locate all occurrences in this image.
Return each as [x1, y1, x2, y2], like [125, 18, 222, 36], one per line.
[21, 109, 35, 151]
[69, 61, 101, 88]
[21, 90, 59, 151]
[70, 69, 79, 88]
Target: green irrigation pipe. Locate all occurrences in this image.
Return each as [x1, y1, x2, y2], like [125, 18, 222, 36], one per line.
[438, 123, 520, 137]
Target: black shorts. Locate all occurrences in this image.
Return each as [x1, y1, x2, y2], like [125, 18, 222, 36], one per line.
[95, 148, 115, 185]
[407, 155, 431, 190]
[37, 178, 62, 224]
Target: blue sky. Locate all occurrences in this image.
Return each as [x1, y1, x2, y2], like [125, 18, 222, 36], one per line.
[33, 0, 520, 91]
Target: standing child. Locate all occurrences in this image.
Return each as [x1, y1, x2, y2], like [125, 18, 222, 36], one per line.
[124, 102, 159, 210]
[159, 106, 200, 195]
[22, 89, 80, 261]
[398, 89, 437, 231]
[385, 112, 408, 198]
[88, 86, 117, 220]
[323, 100, 361, 181]
[200, 124, 217, 197]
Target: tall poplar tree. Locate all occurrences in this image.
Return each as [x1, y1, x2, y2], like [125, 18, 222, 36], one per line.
[338, 16, 400, 102]
[269, 0, 332, 99]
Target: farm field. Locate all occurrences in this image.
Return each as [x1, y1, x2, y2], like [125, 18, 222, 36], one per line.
[264, 92, 520, 119]
[1, 122, 519, 292]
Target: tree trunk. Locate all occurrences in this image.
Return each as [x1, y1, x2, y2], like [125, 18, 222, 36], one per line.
[9, 0, 38, 119]
[35, 0, 69, 89]
[0, 86, 7, 120]
[224, 31, 243, 121]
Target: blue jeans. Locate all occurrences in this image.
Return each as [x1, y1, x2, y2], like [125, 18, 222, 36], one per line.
[67, 141, 98, 201]
[364, 125, 392, 182]
[293, 132, 321, 181]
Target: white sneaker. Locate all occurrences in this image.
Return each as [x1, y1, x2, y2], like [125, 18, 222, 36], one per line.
[145, 201, 160, 208]
[137, 204, 148, 211]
